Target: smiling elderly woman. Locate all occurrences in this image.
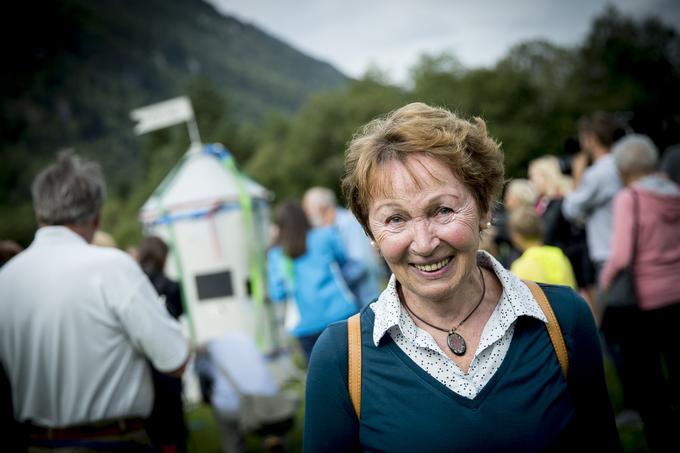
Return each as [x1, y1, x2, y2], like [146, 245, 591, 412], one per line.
[303, 103, 620, 452]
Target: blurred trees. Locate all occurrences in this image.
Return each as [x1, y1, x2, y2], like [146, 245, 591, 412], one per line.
[244, 7, 679, 203]
[575, 6, 680, 149]
[0, 0, 347, 247]
[3, 5, 679, 247]
[246, 77, 408, 201]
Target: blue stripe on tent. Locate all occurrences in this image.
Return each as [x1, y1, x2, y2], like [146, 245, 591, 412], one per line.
[203, 142, 232, 159]
[144, 199, 268, 226]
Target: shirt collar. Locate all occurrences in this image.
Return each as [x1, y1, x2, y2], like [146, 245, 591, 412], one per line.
[34, 226, 88, 246]
[370, 250, 547, 347]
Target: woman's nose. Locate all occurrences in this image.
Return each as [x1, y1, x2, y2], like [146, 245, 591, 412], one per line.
[409, 218, 439, 256]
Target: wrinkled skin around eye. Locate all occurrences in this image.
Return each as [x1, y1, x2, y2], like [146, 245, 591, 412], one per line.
[367, 155, 489, 307]
[371, 198, 478, 240]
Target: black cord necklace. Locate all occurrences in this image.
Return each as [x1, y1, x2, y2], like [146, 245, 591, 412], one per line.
[402, 265, 486, 356]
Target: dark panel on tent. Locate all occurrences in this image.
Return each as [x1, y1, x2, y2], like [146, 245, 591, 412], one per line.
[195, 270, 234, 300]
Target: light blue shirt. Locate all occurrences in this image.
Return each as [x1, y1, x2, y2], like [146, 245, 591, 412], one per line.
[562, 154, 622, 263]
[266, 226, 358, 337]
[334, 208, 383, 306]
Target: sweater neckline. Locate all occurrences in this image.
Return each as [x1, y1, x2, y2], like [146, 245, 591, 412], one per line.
[365, 307, 526, 408]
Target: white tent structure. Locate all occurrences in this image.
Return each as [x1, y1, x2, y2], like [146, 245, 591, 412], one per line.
[139, 143, 272, 348]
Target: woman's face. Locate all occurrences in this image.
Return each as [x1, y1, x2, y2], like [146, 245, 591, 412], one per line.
[368, 154, 489, 305]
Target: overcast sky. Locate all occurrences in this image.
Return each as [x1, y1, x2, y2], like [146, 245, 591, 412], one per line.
[207, 0, 679, 84]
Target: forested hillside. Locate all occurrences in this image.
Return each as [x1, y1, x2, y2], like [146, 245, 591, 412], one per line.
[2, 4, 678, 249]
[246, 7, 680, 204]
[0, 0, 347, 244]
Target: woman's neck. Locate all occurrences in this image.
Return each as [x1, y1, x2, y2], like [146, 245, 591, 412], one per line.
[398, 266, 488, 324]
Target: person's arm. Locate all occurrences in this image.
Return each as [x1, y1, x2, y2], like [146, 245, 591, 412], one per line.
[599, 191, 633, 290]
[566, 290, 622, 451]
[341, 257, 368, 287]
[304, 323, 360, 453]
[109, 257, 190, 376]
[570, 152, 590, 188]
[334, 234, 367, 287]
[164, 356, 190, 377]
[562, 167, 598, 223]
[327, 228, 367, 288]
[266, 247, 288, 304]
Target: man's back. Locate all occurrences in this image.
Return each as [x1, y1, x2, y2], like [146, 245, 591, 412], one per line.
[0, 226, 188, 428]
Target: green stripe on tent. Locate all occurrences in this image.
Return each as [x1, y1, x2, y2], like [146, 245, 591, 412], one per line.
[218, 147, 268, 350]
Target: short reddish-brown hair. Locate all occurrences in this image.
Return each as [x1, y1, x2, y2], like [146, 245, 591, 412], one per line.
[341, 102, 504, 236]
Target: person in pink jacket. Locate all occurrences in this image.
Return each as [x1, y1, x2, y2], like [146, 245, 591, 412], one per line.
[600, 134, 680, 452]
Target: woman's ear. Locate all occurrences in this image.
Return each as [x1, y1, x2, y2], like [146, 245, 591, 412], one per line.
[480, 211, 492, 231]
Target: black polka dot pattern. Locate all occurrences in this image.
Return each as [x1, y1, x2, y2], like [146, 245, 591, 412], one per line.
[370, 251, 547, 399]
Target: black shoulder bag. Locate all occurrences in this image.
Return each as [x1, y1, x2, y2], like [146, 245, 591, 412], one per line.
[606, 189, 639, 308]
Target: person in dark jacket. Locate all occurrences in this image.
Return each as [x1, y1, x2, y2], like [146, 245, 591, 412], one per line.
[138, 236, 187, 453]
[529, 155, 596, 315]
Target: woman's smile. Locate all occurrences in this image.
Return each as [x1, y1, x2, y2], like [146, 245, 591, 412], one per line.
[411, 256, 452, 273]
[368, 154, 488, 305]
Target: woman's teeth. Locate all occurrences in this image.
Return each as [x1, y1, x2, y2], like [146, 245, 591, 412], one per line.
[414, 257, 451, 272]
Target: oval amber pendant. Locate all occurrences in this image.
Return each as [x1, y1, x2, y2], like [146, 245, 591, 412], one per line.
[447, 331, 467, 356]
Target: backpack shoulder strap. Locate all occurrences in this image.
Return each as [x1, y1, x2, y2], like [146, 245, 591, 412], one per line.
[346, 282, 568, 418]
[524, 280, 569, 378]
[347, 313, 362, 418]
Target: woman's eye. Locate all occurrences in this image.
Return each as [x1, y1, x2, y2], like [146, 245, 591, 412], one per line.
[435, 207, 454, 216]
[386, 215, 404, 224]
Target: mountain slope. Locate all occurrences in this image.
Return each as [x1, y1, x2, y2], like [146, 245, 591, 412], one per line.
[0, 0, 347, 243]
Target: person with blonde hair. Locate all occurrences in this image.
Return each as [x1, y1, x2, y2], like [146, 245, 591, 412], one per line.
[529, 155, 596, 310]
[503, 178, 537, 210]
[490, 179, 536, 268]
[529, 156, 572, 198]
[303, 103, 619, 452]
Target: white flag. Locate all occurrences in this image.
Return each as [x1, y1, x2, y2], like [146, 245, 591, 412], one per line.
[130, 97, 195, 135]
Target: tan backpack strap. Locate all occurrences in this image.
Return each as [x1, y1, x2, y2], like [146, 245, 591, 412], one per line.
[347, 313, 362, 418]
[523, 280, 569, 378]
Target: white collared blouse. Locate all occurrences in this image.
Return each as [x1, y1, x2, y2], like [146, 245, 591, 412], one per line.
[370, 251, 547, 399]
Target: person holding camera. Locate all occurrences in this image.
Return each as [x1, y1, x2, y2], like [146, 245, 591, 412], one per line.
[562, 112, 626, 290]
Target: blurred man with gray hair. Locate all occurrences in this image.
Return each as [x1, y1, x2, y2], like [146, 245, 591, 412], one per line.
[0, 152, 189, 451]
[303, 186, 383, 307]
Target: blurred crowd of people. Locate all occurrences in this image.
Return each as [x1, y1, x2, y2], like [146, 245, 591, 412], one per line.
[483, 112, 680, 451]
[0, 147, 386, 452]
[1, 107, 679, 453]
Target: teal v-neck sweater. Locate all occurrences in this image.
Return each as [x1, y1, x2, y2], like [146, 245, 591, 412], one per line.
[304, 284, 621, 452]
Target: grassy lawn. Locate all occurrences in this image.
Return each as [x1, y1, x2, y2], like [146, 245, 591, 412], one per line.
[604, 358, 649, 453]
